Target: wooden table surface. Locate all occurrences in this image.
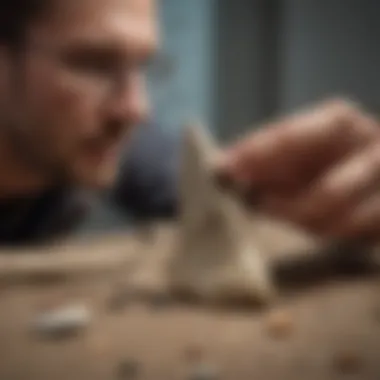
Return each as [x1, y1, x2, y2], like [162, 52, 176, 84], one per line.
[0, 220, 379, 380]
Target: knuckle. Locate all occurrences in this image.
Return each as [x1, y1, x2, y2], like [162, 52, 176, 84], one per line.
[320, 98, 374, 141]
[325, 98, 358, 123]
[367, 142, 380, 171]
[324, 97, 357, 114]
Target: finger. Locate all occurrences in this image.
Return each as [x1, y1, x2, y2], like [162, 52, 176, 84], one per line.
[217, 100, 379, 191]
[257, 141, 380, 231]
[328, 192, 380, 242]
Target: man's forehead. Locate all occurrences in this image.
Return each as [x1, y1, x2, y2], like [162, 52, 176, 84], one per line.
[124, 0, 157, 14]
[33, 0, 158, 49]
[52, 0, 157, 20]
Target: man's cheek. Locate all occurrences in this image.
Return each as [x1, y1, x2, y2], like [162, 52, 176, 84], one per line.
[41, 72, 97, 123]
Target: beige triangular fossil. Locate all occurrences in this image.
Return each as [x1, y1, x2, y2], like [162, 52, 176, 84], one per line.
[167, 123, 275, 304]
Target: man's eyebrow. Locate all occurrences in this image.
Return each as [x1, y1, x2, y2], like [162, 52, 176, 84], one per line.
[67, 38, 158, 59]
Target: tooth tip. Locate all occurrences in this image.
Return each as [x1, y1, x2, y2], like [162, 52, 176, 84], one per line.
[172, 120, 273, 305]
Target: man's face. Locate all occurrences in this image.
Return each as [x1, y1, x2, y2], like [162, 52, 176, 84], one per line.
[0, 0, 158, 189]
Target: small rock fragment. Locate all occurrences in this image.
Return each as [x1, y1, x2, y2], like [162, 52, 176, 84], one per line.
[188, 362, 219, 380]
[31, 304, 91, 339]
[117, 359, 140, 379]
[183, 345, 204, 363]
[265, 309, 294, 339]
[333, 350, 362, 373]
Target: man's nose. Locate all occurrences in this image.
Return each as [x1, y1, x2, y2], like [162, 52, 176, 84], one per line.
[106, 73, 149, 126]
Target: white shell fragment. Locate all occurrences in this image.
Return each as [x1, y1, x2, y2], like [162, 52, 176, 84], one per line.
[31, 304, 92, 338]
[168, 123, 274, 304]
[188, 362, 220, 380]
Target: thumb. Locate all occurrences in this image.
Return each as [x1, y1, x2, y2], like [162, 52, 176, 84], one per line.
[212, 148, 253, 192]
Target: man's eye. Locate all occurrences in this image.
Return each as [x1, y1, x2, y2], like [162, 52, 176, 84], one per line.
[63, 52, 116, 76]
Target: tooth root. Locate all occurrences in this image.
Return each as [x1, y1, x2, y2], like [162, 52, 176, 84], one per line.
[168, 123, 274, 304]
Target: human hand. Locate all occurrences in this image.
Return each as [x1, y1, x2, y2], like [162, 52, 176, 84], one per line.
[217, 99, 380, 242]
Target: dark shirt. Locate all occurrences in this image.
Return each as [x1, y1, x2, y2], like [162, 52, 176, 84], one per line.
[0, 188, 88, 245]
[112, 122, 180, 221]
[0, 123, 179, 245]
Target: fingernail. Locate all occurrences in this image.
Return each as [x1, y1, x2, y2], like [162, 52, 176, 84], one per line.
[213, 149, 238, 173]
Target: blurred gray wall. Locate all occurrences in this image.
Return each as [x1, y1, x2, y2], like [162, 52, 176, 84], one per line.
[217, 0, 380, 140]
[216, 0, 282, 140]
[280, 0, 380, 113]
[151, 0, 216, 133]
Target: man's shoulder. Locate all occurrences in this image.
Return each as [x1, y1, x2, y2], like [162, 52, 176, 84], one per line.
[0, 188, 91, 245]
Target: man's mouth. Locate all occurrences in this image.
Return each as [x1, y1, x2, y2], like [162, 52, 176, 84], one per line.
[83, 127, 136, 164]
[84, 141, 121, 164]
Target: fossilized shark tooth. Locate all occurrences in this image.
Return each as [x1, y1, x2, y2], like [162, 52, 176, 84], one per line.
[168, 123, 275, 304]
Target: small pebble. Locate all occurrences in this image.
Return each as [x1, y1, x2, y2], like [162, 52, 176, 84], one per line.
[117, 359, 140, 379]
[31, 304, 91, 339]
[188, 362, 219, 380]
[265, 309, 294, 339]
[333, 350, 362, 373]
[184, 345, 204, 363]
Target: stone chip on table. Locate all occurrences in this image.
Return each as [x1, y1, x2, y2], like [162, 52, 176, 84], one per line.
[31, 303, 92, 339]
[167, 123, 275, 305]
[187, 362, 220, 380]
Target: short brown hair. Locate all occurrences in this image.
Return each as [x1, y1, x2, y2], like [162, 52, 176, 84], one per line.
[0, 0, 50, 47]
